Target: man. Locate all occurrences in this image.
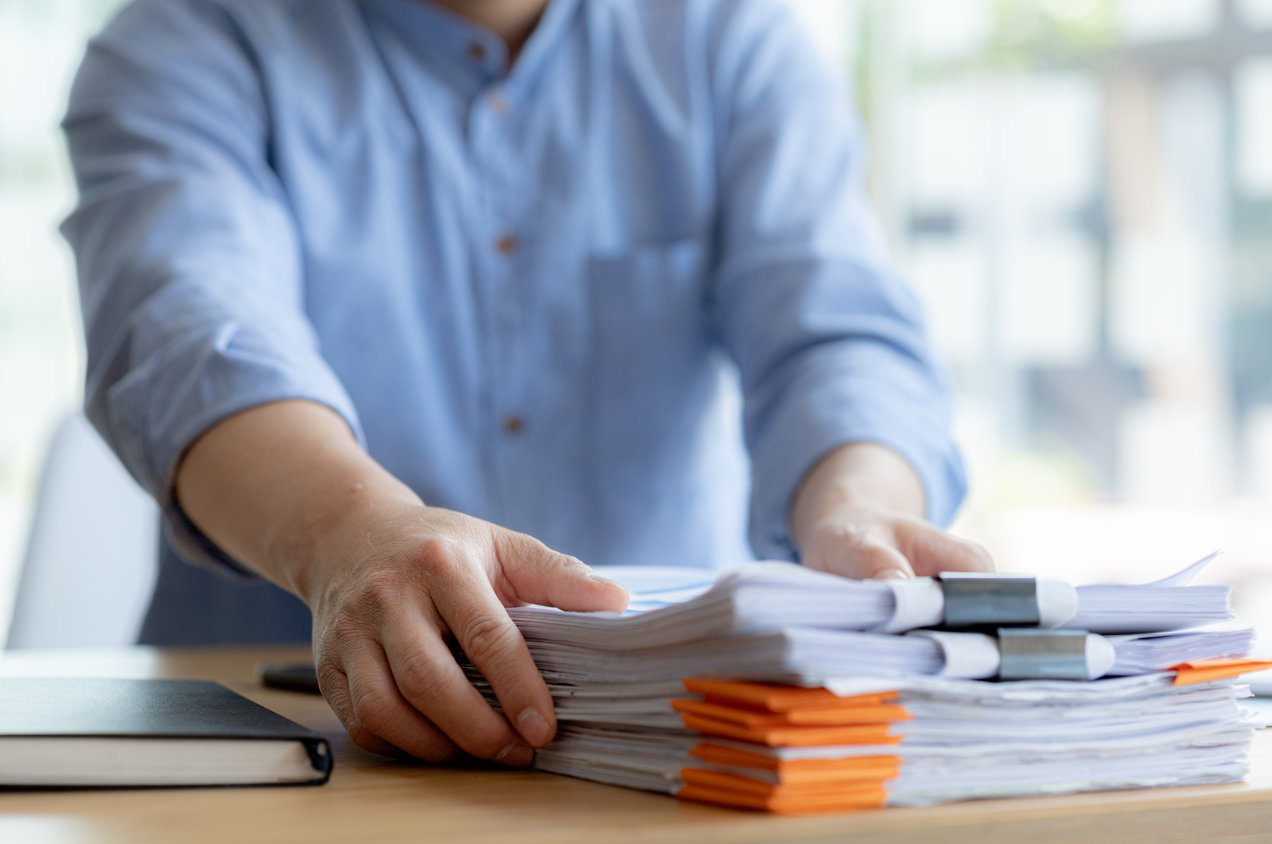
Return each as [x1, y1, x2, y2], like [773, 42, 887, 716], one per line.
[63, 0, 991, 768]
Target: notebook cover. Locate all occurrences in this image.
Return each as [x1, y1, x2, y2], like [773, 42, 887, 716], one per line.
[0, 678, 333, 784]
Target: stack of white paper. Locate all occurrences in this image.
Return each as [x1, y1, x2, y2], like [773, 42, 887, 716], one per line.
[461, 556, 1264, 814]
[523, 674, 1257, 810]
[1107, 628, 1255, 675]
[509, 557, 1234, 650]
[461, 624, 1253, 686]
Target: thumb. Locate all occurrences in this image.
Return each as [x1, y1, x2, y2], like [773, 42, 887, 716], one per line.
[803, 525, 917, 581]
[492, 531, 630, 613]
[896, 522, 995, 577]
[820, 536, 917, 581]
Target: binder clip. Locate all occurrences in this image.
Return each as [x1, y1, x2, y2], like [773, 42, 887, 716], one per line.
[937, 574, 1040, 628]
[874, 573, 1079, 634]
[997, 628, 1112, 681]
[907, 628, 1115, 680]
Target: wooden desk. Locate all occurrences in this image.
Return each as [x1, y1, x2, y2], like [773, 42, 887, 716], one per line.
[0, 647, 1269, 844]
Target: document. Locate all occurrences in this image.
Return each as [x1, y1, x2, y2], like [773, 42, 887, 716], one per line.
[512, 556, 1234, 652]
[460, 555, 1268, 814]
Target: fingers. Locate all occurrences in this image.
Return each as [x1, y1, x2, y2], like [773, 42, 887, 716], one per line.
[850, 540, 916, 580]
[318, 640, 463, 762]
[315, 659, 412, 759]
[378, 605, 538, 765]
[896, 521, 995, 577]
[492, 531, 629, 613]
[801, 509, 994, 581]
[343, 641, 469, 763]
[807, 527, 916, 580]
[422, 553, 559, 754]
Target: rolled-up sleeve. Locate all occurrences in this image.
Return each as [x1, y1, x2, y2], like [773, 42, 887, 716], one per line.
[61, 0, 363, 571]
[709, 1, 967, 560]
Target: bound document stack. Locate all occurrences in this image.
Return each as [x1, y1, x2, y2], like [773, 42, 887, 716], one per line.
[460, 554, 1271, 814]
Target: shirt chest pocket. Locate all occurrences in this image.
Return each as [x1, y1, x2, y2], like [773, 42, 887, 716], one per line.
[588, 239, 714, 447]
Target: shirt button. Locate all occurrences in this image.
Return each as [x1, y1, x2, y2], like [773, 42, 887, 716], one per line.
[496, 233, 517, 254]
[467, 42, 485, 61]
[489, 90, 509, 114]
[503, 415, 524, 435]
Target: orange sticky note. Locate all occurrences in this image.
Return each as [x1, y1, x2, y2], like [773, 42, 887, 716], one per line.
[689, 743, 902, 784]
[681, 767, 890, 796]
[672, 698, 910, 728]
[679, 712, 900, 747]
[1171, 658, 1272, 686]
[683, 678, 896, 713]
[677, 777, 887, 814]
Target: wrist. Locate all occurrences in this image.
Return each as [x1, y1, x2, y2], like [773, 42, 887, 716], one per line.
[286, 460, 424, 605]
[789, 443, 926, 552]
[174, 400, 422, 603]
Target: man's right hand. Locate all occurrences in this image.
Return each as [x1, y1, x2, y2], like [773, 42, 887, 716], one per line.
[174, 400, 629, 765]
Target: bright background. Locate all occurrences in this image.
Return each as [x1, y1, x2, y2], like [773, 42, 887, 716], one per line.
[2, 0, 1271, 645]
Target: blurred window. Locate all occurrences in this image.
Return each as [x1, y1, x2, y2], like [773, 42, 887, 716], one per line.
[1116, 0, 1219, 41]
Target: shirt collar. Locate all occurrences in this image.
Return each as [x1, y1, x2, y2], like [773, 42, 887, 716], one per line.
[367, 0, 581, 86]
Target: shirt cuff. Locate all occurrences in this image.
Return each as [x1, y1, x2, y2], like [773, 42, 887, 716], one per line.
[745, 344, 967, 562]
[101, 319, 364, 574]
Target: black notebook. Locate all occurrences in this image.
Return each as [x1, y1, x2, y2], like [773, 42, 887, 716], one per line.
[0, 678, 333, 788]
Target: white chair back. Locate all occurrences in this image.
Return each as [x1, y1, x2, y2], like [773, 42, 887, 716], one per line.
[5, 412, 159, 649]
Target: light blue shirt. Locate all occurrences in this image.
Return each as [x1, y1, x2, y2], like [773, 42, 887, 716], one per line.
[62, 0, 965, 640]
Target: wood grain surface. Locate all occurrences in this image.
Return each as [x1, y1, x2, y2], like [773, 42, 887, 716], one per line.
[0, 646, 1269, 844]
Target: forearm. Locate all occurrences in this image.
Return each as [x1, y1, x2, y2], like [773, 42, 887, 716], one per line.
[174, 399, 417, 602]
[789, 442, 926, 551]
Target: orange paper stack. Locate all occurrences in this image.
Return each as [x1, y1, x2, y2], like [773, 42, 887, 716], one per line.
[673, 680, 907, 813]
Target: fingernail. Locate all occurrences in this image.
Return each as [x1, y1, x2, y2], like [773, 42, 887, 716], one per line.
[494, 740, 535, 768]
[516, 708, 552, 746]
[877, 569, 912, 580]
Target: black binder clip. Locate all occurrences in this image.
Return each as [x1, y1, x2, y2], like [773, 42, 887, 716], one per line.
[997, 628, 1091, 680]
[937, 573, 1040, 629]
